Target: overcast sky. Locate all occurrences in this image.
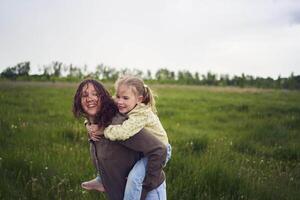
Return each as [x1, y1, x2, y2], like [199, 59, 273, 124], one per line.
[1, 0, 300, 78]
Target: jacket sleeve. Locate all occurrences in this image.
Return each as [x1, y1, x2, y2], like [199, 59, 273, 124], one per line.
[103, 111, 149, 141]
[119, 129, 167, 198]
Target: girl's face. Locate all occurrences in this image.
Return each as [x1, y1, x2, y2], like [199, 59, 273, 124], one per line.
[81, 83, 101, 117]
[115, 84, 143, 114]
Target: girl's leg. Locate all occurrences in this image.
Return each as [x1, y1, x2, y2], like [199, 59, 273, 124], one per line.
[123, 157, 148, 200]
[145, 181, 167, 200]
[124, 144, 170, 199]
[165, 144, 172, 165]
[95, 174, 101, 182]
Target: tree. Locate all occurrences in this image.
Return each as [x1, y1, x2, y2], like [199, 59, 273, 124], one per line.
[43, 65, 53, 76]
[155, 68, 175, 81]
[178, 70, 195, 84]
[68, 64, 83, 78]
[240, 73, 246, 87]
[202, 71, 217, 85]
[16, 62, 30, 76]
[1, 61, 30, 79]
[194, 72, 200, 84]
[52, 61, 62, 77]
[95, 64, 118, 80]
[1, 66, 18, 79]
[219, 74, 230, 86]
[144, 70, 152, 80]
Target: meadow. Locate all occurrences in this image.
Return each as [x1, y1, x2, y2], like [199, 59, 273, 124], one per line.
[0, 81, 299, 200]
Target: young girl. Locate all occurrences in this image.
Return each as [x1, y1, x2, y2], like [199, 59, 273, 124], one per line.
[84, 75, 171, 200]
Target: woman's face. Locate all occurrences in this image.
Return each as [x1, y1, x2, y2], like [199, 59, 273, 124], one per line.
[81, 83, 101, 117]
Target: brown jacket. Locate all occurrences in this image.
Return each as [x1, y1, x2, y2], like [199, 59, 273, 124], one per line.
[90, 113, 167, 200]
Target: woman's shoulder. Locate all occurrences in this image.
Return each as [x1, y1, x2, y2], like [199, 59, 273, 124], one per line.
[129, 103, 152, 115]
[111, 112, 128, 125]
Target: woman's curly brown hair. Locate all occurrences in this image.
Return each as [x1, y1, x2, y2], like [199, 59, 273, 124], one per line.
[72, 79, 118, 128]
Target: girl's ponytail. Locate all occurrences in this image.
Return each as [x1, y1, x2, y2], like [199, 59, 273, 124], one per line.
[142, 84, 157, 113]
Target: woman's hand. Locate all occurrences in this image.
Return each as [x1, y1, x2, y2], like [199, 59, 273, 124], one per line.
[86, 124, 104, 141]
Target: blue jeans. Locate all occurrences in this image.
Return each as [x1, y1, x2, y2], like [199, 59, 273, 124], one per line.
[146, 181, 166, 200]
[123, 144, 171, 200]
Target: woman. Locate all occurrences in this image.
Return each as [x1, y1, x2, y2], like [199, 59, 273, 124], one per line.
[73, 79, 167, 200]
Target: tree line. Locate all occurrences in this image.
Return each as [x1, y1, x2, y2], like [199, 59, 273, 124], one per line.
[1, 61, 300, 90]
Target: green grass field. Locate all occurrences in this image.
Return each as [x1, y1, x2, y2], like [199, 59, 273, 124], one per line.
[0, 81, 299, 200]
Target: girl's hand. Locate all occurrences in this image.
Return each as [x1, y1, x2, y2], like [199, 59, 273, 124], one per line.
[90, 133, 101, 141]
[86, 124, 103, 141]
[89, 124, 102, 134]
[90, 129, 103, 141]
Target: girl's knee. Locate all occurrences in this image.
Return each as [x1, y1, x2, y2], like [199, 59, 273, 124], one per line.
[127, 173, 144, 186]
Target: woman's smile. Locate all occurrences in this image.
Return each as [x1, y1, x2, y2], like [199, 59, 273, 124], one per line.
[81, 83, 101, 117]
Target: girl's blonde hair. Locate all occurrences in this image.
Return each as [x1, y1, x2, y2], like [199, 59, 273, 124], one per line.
[115, 75, 157, 113]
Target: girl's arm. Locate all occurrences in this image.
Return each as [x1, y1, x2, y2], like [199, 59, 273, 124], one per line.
[103, 111, 149, 141]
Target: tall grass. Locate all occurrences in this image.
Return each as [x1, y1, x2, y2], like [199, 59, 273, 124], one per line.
[0, 81, 299, 200]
